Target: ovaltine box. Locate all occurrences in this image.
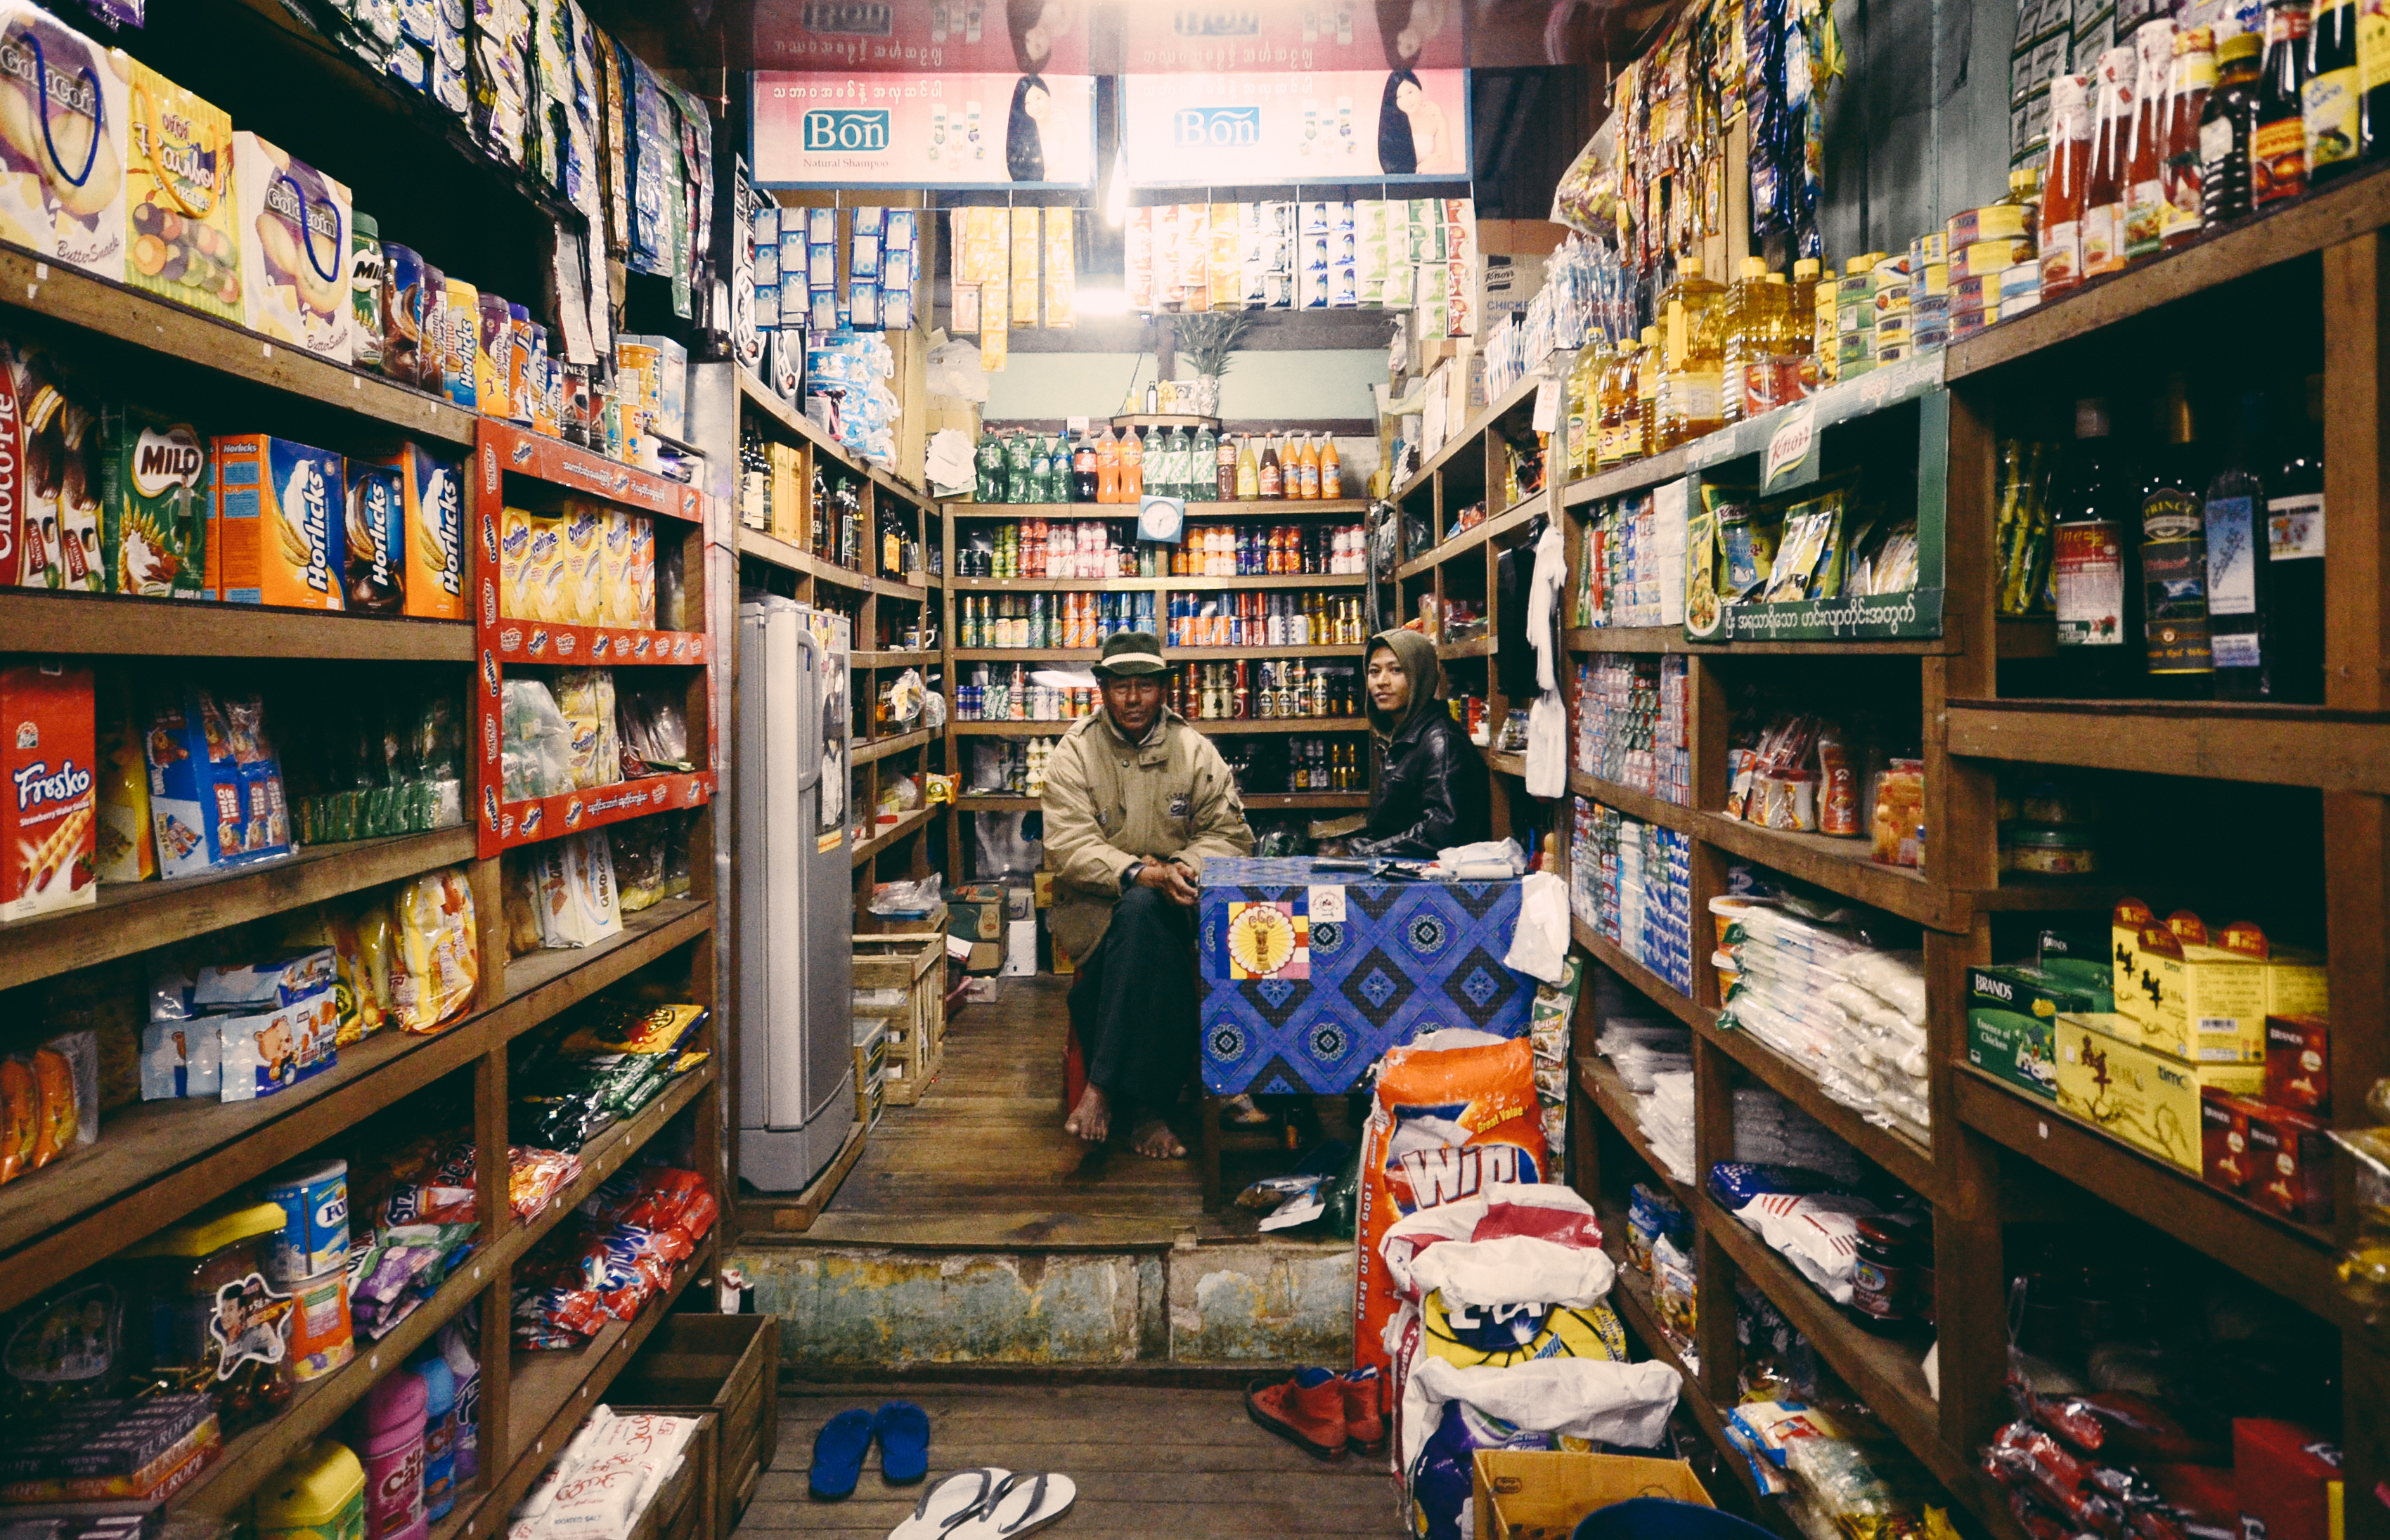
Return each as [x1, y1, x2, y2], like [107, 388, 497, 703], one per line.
[232, 131, 351, 361]
[564, 504, 605, 625]
[2054, 1012, 2264, 1172]
[390, 442, 464, 619]
[125, 60, 240, 320]
[600, 509, 637, 627]
[2, 661, 97, 921]
[210, 435, 346, 609]
[0, 3, 129, 281]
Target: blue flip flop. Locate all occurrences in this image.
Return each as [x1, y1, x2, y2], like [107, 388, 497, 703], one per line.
[809, 1408, 875, 1499]
[875, 1400, 931, 1484]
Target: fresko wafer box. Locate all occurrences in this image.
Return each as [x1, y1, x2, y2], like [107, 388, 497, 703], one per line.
[0, 4, 127, 280]
[124, 60, 240, 319]
[210, 435, 345, 609]
[232, 131, 353, 361]
[3, 660, 96, 920]
[389, 443, 463, 620]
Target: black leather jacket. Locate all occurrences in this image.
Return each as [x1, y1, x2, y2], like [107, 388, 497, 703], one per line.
[1345, 708, 1491, 858]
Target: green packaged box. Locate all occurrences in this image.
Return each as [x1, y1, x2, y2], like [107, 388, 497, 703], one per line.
[98, 408, 209, 599]
[1966, 962, 2102, 1100]
[2035, 926, 2116, 1008]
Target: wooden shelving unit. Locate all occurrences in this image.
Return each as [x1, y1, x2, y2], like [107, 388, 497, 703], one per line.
[0, 0, 732, 1523]
[1421, 190, 2390, 1536]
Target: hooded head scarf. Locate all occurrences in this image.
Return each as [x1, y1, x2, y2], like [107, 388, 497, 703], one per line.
[1366, 628, 1444, 748]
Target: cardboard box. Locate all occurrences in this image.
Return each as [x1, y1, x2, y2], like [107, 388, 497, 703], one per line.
[209, 435, 345, 609]
[2233, 1421, 2342, 1540]
[1966, 964, 2098, 1099]
[2244, 1104, 2334, 1224]
[1471, 1451, 1712, 1540]
[99, 409, 209, 600]
[341, 458, 405, 615]
[1, 661, 96, 921]
[2111, 904, 2269, 1063]
[1002, 917, 1038, 976]
[2200, 1089, 2260, 1193]
[2265, 1013, 2330, 1114]
[232, 131, 352, 361]
[2054, 1012, 2265, 1172]
[124, 61, 239, 320]
[389, 444, 465, 620]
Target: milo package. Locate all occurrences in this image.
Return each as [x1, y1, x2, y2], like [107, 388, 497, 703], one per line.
[99, 408, 209, 599]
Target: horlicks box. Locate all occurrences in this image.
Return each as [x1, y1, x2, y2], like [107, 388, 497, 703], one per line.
[208, 436, 346, 609]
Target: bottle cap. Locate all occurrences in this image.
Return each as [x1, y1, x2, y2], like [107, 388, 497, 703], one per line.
[2218, 26, 2259, 56]
[1794, 257, 1821, 280]
[1740, 256, 1770, 279]
[1682, 255, 1705, 277]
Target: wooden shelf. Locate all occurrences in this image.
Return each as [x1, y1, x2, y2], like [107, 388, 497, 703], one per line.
[1112, 411, 1218, 429]
[0, 242, 477, 446]
[949, 575, 1165, 590]
[0, 590, 476, 661]
[1951, 1067, 2344, 1322]
[1573, 918, 1708, 1033]
[1946, 698, 2390, 793]
[854, 728, 935, 764]
[1563, 445, 1692, 507]
[1695, 1014, 1944, 1203]
[0, 827, 478, 995]
[852, 803, 943, 867]
[951, 790, 1366, 811]
[735, 529, 877, 591]
[1168, 645, 1364, 660]
[1577, 1054, 1695, 1206]
[1698, 1192, 1967, 1493]
[952, 717, 1369, 736]
[852, 650, 942, 668]
[1485, 748, 1529, 778]
[952, 648, 1100, 661]
[0, 899, 713, 1314]
[949, 500, 1371, 517]
[169, 1061, 717, 1519]
[1390, 371, 1539, 503]
[1947, 160, 2390, 380]
[1396, 495, 1549, 580]
[1156, 573, 1368, 590]
[1565, 626, 1718, 655]
[1568, 772, 1696, 834]
[1692, 811, 1952, 931]
[1437, 635, 1494, 658]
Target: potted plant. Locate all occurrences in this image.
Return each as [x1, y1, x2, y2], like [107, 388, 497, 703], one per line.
[1173, 312, 1251, 418]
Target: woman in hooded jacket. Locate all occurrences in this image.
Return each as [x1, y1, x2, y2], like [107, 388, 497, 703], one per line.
[1341, 628, 1489, 858]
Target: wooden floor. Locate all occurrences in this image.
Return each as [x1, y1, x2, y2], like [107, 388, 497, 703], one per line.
[805, 973, 1288, 1248]
[746, 1382, 1401, 1536]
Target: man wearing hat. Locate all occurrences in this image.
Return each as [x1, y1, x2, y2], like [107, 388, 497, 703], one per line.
[1045, 630, 1255, 1159]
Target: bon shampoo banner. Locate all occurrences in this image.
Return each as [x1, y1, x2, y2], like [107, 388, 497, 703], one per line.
[753, 72, 1096, 188]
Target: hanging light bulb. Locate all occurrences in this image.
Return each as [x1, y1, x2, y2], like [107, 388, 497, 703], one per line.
[1104, 145, 1129, 228]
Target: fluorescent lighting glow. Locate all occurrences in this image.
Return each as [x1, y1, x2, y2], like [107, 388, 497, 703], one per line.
[1076, 285, 1131, 316]
[1104, 146, 1129, 227]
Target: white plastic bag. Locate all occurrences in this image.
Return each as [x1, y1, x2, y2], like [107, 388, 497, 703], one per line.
[1503, 871, 1570, 984]
[1735, 1191, 1879, 1303]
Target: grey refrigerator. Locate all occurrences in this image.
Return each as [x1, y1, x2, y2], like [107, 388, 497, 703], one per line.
[737, 597, 855, 1191]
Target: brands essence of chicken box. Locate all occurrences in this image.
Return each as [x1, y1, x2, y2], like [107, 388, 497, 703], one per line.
[4, 661, 97, 921]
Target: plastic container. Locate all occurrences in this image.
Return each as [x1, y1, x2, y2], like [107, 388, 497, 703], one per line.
[361, 1368, 429, 1540]
[263, 1157, 351, 1285]
[413, 1350, 458, 1522]
[439, 1322, 480, 1483]
[2002, 823, 2102, 875]
[120, 1198, 295, 1432]
[288, 1265, 356, 1382]
[257, 1438, 367, 1540]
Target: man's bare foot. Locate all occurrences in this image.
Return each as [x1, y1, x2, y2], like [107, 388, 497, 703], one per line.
[1130, 1117, 1187, 1160]
[1065, 1082, 1110, 1143]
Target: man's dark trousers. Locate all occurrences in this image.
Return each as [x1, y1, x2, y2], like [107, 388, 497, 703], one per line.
[1067, 885, 1196, 1107]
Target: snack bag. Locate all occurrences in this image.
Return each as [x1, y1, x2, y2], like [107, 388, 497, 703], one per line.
[0, 2, 128, 280]
[233, 131, 353, 361]
[392, 865, 479, 1033]
[1355, 1030, 1547, 1374]
[125, 61, 240, 319]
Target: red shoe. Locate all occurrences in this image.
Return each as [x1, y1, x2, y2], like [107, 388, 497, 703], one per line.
[1341, 1367, 1386, 1454]
[1245, 1371, 1350, 1459]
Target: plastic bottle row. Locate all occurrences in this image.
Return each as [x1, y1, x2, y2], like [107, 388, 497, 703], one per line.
[971, 426, 1345, 505]
[955, 518, 1368, 579]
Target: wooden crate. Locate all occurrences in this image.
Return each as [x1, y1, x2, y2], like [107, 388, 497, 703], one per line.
[855, 931, 945, 1105]
[612, 1316, 781, 1540]
[853, 1016, 887, 1129]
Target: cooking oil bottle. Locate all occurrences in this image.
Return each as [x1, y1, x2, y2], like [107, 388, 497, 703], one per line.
[1721, 257, 1778, 424]
[1656, 257, 1726, 448]
[1564, 342, 1604, 479]
[1633, 325, 1661, 462]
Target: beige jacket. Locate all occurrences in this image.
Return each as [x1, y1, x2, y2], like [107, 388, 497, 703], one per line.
[1041, 707, 1255, 962]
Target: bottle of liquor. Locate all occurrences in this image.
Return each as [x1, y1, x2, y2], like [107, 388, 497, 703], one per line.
[2162, 29, 2217, 250]
[2307, 0, 2361, 180]
[2054, 399, 2143, 696]
[2266, 375, 2327, 701]
[2140, 377, 2214, 697]
[2204, 393, 2273, 699]
[2254, 0, 2314, 205]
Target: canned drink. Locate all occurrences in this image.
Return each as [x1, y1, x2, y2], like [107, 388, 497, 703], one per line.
[263, 1156, 350, 1284]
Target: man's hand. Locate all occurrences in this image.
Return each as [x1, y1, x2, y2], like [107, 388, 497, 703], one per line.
[1136, 857, 1200, 906]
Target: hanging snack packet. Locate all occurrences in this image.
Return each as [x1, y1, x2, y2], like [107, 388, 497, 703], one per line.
[392, 865, 479, 1032]
[1355, 1030, 1548, 1374]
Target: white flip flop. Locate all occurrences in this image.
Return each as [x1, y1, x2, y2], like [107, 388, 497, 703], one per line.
[947, 1472, 1077, 1539]
[885, 1468, 1013, 1540]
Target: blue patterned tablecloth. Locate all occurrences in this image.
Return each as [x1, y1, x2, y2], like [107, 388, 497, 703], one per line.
[1198, 856, 1537, 1094]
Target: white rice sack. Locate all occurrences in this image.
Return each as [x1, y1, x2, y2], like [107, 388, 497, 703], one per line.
[1735, 1192, 1878, 1303]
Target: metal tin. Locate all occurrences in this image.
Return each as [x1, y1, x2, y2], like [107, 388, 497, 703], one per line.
[262, 1156, 349, 1284]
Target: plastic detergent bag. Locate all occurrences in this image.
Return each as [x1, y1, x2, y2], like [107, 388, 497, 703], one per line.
[1355, 1030, 1548, 1375]
[1407, 1400, 1565, 1540]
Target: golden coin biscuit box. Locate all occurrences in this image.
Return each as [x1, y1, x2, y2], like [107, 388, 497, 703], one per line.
[0, 3, 128, 280]
[124, 62, 240, 320]
[2055, 1011, 2265, 1172]
[232, 132, 352, 362]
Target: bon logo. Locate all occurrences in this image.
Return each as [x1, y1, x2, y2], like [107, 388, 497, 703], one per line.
[1174, 106, 1260, 148]
[805, 109, 891, 153]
